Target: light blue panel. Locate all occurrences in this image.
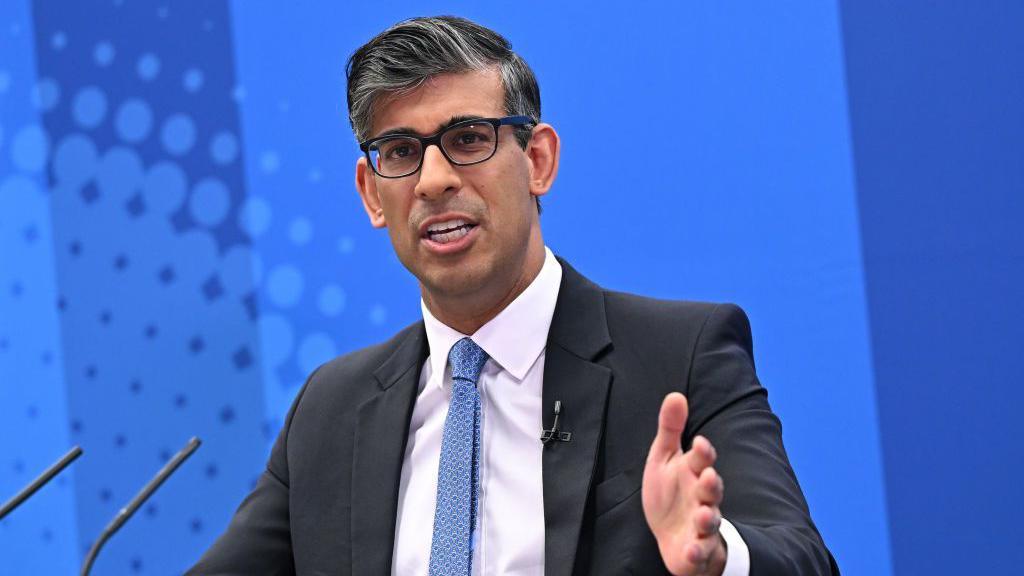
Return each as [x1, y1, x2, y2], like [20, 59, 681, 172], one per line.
[27, 1, 267, 572]
[229, 1, 423, 444]
[228, 2, 888, 573]
[0, 0, 80, 572]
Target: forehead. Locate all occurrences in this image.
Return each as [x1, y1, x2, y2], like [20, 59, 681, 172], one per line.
[370, 68, 505, 137]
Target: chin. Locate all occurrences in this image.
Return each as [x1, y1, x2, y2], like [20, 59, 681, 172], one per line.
[417, 252, 500, 296]
[421, 266, 488, 298]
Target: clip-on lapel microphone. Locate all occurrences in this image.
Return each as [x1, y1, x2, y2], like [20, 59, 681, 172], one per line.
[541, 400, 572, 444]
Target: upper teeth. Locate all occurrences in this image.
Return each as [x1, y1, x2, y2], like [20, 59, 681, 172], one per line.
[427, 219, 468, 233]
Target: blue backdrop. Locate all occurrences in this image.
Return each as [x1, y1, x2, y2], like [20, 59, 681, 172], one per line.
[0, 1, 1020, 574]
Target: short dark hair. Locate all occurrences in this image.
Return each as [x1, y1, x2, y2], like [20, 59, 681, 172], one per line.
[346, 15, 541, 150]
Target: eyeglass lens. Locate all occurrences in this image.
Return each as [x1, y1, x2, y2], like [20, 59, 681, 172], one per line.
[368, 122, 498, 177]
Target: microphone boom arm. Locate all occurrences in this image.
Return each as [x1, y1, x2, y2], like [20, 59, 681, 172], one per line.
[0, 446, 83, 521]
[80, 437, 201, 576]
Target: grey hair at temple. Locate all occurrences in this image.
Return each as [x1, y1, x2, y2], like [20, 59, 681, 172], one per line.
[345, 15, 542, 149]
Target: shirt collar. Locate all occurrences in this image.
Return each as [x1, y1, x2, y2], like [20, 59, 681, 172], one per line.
[420, 246, 563, 387]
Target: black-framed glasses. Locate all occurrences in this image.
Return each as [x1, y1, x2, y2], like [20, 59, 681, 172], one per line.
[359, 115, 536, 178]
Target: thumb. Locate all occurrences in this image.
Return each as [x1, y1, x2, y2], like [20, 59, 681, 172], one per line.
[648, 392, 689, 465]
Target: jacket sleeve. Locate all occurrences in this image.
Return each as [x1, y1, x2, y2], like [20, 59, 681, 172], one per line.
[683, 304, 840, 576]
[186, 368, 320, 575]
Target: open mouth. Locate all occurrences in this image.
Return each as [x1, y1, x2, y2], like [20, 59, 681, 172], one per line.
[424, 219, 477, 245]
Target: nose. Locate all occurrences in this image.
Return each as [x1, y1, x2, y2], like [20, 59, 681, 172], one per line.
[413, 144, 461, 201]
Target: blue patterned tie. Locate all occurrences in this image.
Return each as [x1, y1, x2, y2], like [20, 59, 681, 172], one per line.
[428, 337, 489, 576]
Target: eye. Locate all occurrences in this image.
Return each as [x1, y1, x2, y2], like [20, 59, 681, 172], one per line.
[379, 139, 420, 161]
[387, 145, 412, 159]
[446, 126, 492, 149]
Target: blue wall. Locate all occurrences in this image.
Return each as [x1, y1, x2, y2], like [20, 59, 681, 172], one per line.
[0, 1, 1019, 574]
[0, 0, 80, 572]
[840, 1, 1024, 573]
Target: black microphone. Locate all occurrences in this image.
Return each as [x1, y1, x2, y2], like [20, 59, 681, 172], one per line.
[541, 400, 572, 444]
[0, 446, 83, 521]
[80, 436, 201, 576]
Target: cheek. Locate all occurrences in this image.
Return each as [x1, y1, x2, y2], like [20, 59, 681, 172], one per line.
[483, 155, 533, 211]
[379, 186, 414, 230]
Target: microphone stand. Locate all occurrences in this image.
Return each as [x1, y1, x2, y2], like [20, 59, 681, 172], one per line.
[0, 446, 82, 520]
[80, 437, 201, 576]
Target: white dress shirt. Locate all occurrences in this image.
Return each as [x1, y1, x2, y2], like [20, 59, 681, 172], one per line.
[391, 247, 750, 575]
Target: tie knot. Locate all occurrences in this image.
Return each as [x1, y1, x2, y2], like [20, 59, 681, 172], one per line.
[448, 337, 488, 383]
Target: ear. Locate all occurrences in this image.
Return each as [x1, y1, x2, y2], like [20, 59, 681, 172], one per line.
[355, 156, 387, 228]
[525, 123, 560, 198]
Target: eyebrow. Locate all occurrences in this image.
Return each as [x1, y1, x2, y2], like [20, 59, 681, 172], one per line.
[373, 114, 487, 139]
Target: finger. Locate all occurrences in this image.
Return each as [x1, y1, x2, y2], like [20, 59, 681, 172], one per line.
[686, 541, 707, 568]
[684, 531, 723, 574]
[684, 435, 717, 476]
[693, 504, 721, 538]
[648, 393, 689, 464]
[685, 533, 720, 571]
[695, 466, 724, 505]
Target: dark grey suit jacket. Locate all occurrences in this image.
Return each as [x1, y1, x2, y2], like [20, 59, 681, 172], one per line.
[189, 259, 839, 575]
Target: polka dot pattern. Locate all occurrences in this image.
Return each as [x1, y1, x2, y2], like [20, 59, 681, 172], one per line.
[93, 41, 115, 67]
[209, 131, 238, 164]
[1, 2, 279, 572]
[238, 196, 271, 237]
[53, 134, 99, 187]
[288, 217, 312, 245]
[2, 5, 80, 573]
[266, 265, 303, 308]
[160, 113, 196, 156]
[32, 78, 60, 111]
[183, 68, 204, 93]
[115, 99, 153, 143]
[3, 0, 399, 572]
[136, 53, 160, 81]
[72, 86, 107, 129]
[317, 284, 345, 317]
[11, 125, 49, 172]
[189, 177, 230, 226]
[143, 161, 187, 214]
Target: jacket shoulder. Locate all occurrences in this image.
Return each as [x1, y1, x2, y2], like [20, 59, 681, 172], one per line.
[602, 290, 754, 338]
[601, 289, 754, 373]
[603, 289, 722, 324]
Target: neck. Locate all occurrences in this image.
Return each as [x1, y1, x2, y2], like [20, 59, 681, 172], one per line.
[422, 237, 546, 335]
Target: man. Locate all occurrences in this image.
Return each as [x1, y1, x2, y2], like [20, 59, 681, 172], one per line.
[190, 16, 837, 576]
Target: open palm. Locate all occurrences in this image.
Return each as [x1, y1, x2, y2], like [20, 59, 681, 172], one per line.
[642, 393, 727, 576]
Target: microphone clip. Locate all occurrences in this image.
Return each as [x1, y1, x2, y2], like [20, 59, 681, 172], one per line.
[541, 400, 572, 444]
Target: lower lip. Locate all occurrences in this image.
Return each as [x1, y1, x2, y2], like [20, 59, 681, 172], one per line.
[421, 225, 479, 255]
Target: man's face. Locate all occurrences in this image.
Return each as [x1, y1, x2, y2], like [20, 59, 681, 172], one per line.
[356, 69, 550, 307]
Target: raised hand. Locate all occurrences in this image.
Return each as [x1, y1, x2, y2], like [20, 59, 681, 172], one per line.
[642, 392, 727, 576]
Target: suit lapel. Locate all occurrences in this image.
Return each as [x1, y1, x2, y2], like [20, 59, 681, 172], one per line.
[348, 260, 611, 576]
[543, 260, 613, 576]
[350, 325, 428, 575]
